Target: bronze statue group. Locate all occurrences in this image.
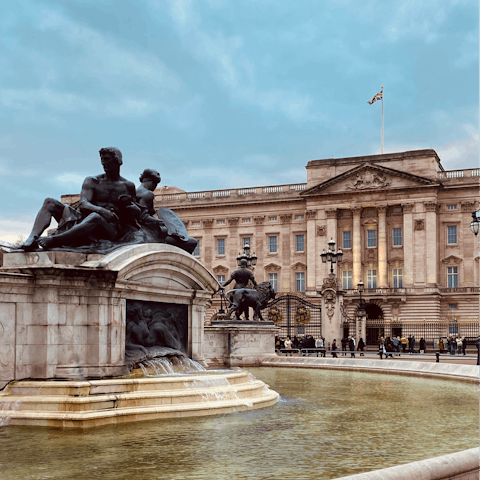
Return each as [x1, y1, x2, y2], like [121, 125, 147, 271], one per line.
[21, 147, 197, 255]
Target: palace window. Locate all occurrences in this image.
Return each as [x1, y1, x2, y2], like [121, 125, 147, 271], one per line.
[343, 231, 352, 249]
[217, 275, 225, 284]
[367, 230, 377, 248]
[193, 241, 200, 257]
[447, 226, 457, 244]
[393, 228, 402, 246]
[447, 205, 457, 210]
[392, 268, 403, 288]
[268, 216, 277, 222]
[296, 272, 305, 292]
[447, 266, 458, 288]
[217, 238, 225, 255]
[342, 270, 352, 290]
[295, 215, 304, 220]
[243, 237, 251, 247]
[269, 236, 278, 253]
[296, 234, 305, 252]
[448, 303, 458, 310]
[269, 273, 278, 293]
[367, 269, 377, 289]
[242, 218, 251, 223]
[192, 221, 200, 226]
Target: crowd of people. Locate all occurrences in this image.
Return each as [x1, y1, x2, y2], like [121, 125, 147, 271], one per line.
[275, 333, 473, 358]
[438, 336, 467, 355]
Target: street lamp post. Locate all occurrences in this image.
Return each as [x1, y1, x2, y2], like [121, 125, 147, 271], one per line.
[469, 209, 480, 365]
[357, 281, 365, 317]
[320, 238, 343, 274]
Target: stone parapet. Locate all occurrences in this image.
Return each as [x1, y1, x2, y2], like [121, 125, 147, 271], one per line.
[333, 448, 479, 480]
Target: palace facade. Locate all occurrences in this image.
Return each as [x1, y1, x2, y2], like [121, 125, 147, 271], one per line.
[155, 150, 479, 340]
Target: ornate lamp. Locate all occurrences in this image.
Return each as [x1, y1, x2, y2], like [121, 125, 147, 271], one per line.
[320, 238, 343, 274]
[470, 211, 480, 236]
[236, 243, 257, 267]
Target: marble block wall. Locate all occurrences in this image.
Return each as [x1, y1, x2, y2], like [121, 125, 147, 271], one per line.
[0, 244, 219, 387]
[204, 323, 279, 367]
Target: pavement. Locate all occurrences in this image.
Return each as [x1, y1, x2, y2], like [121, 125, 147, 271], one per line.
[280, 351, 479, 366]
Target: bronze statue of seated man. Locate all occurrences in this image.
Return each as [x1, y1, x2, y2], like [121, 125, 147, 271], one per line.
[22, 147, 140, 251]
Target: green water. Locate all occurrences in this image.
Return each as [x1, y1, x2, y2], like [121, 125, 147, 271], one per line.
[0, 368, 477, 479]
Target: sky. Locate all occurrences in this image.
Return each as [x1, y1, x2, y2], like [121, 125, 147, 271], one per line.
[0, 0, 478, 243]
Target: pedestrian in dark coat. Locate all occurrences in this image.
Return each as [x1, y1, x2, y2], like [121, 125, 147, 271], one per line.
[331, 339, 338, 358]
[357, 338, 365, 356]
[462, 337, 467, 356]
[419, 338, 426, 353]
[341, 337, 348, 356]
[348, 337, 355, 357]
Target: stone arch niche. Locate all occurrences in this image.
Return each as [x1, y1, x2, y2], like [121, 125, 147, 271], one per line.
[84, 244, 219, 369]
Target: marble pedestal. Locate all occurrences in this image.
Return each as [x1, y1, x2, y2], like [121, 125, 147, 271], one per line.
[0, 244, 218, 388]
[204, 321, 279, 367]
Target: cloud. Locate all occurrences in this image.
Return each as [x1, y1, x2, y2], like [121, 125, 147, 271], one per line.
[436, 125, 479, 170]
[157, 0, 317, 123]
[53, 173, 86, 188]
[0, 2, 200, 124]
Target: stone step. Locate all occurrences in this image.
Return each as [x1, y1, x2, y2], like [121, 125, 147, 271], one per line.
[0, 380, 268, 413]
[4, 371, 249, 397]
[0, 387, 279, 429]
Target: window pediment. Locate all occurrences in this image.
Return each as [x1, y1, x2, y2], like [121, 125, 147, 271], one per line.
[291, 262, 307, 271]
[441, 255, 462, 265]
[264, 263, 281, 271]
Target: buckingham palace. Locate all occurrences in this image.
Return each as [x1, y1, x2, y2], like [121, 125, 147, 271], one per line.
[61, 149, 479, 344]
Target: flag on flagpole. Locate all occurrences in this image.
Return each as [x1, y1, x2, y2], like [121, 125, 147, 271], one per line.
[367, 90, 383, 105]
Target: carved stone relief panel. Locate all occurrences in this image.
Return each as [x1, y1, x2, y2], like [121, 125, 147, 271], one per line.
[347, 170, 391, 190]
[126, 300, 188, 354]
[414, 219, 425, 230]
[317, 225, 326, 236]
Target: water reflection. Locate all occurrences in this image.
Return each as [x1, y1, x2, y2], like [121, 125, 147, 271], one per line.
[0, 368, 477, 479]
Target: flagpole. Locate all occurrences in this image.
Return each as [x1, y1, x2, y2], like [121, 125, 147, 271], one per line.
[381, 85, 384, 154]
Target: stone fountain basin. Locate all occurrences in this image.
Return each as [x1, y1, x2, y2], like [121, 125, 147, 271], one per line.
[0, 370, 279, 429]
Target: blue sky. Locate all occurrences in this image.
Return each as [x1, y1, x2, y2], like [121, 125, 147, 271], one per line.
[0, 0, 478, 243]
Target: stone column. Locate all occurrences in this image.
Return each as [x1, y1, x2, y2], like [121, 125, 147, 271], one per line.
[352, 206, 362, 286]
[402, 203, 414, 286]
[356, 312, 366, 344]
[202, 218, 215, 270]
[424, 202, 439, 286]
[280, 214, 292, 291]
[377, 205, 388, 288]
[320, 274, 342, 348]
[253, 216, 265, 283]
[306, 209, 317, 294]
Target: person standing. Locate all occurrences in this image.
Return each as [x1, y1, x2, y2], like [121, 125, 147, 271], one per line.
[284, 336, 293, 356]
[331, 339, 338, 358]
[456, 337, 463, 355]
[348, 336, 356, 358]
[419, 337, 426, 354]
[357, 337, 365, 356]
[400, 336, 408, 353]
[341, 336, 348, 356]
[462, 337, 467, 356]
